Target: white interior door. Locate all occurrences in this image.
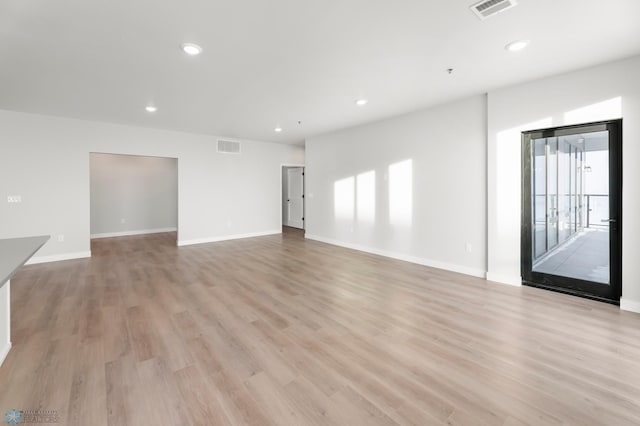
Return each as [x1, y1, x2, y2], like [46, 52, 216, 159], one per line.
[286, 167, 304, 229]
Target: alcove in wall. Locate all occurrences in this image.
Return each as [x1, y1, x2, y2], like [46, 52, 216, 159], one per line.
[89, 153, 178, 240]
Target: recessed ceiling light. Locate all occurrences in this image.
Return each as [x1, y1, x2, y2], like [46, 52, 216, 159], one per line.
[145, 105, 157, 113]
[355, 99, 368, 106]
[181, 43, 203, 56]
[274, 127, 283, 133]
[505, 40, 529, 52]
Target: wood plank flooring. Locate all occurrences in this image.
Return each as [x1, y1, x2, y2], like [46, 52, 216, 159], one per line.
[2, 228, 640, 425]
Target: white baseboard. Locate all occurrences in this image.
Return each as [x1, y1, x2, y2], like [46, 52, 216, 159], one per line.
[304, 234, 486, 279]
[486, 272, 522, 286]
[178, 229, 282, 247]
[26, 251, 92, 265]
[91, 227, 177, 239]
[620, 298, 640, 314]
[0, 341, 11, 367]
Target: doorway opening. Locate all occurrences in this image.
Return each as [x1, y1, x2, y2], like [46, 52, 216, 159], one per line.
[281, 165, 305, 230]
[521, 120, 622, 303]
[89, 153, 178, 244]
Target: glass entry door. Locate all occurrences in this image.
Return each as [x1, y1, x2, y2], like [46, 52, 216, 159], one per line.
[522, 120, 622, 302]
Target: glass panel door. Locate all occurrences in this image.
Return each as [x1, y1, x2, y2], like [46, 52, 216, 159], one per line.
[533, 138, 547, 259]
[547, 137, 558, 250]
[521, 120, 622, 303]
[558, 139, 571, 244]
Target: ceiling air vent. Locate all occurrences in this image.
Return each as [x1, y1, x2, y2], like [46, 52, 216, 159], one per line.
[470, 0, 517, 20]
[217, 140, 241, 154]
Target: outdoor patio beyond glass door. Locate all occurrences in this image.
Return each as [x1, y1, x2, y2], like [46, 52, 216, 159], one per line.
[522, 120, 621, 303]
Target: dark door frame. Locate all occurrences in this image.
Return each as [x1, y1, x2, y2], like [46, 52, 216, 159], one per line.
[521, 119, 622, 304]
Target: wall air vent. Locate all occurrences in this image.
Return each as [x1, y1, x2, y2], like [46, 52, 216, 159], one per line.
[470, 0, 517, 20]
[217, 140, 241, 154]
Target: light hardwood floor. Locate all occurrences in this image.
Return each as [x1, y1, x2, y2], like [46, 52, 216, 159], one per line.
[1, 228, 640, 425]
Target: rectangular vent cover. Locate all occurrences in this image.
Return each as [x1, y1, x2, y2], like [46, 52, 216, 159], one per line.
[217, 140, 241, 154]
[470, 0, 517, 20]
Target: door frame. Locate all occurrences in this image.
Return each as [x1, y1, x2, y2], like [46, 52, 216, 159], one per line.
[521, 119, 622, 303]
[280, 163, 305, 230]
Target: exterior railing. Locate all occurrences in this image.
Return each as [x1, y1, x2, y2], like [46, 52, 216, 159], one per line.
[533, 194, 609, 229]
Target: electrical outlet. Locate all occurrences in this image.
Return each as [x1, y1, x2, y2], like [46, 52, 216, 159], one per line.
[7, 195, 22, 203]
[120, 218, 126, 224]
[465, 242, 472, 253]
[58, 235, 65, 242]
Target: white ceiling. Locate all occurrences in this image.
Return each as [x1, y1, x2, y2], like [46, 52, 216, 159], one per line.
[1, 0, 639, 145]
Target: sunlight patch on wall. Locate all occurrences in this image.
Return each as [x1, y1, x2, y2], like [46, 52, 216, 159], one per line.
[334, 176, 355, 220]
[564, 97, 622, 125]
[357, 170, 376, 223]
[389, 159, 413, 226]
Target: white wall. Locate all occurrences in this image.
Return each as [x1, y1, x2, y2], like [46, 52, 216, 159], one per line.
[305, 95, 487, 277]
[0, 110, 304, 260]
[90, 153, 178, 237]
[487, 54, 640, 311]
